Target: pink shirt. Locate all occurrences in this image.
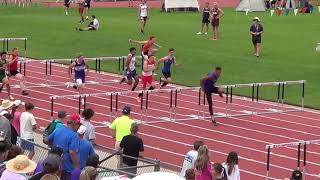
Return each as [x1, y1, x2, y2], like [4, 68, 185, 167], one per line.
[11, 112, 21, 135]
[195, 162, 212, 180]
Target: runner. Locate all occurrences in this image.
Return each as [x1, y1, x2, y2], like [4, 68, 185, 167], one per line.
[138, 0, 148, 35]
[78, 0, 85, 23]
[137, 50, 157, 102]
[200, 67, 224, 126]
[210, 2, 224, 40]
[84, 0, 91, 20]
[68, 53, 89, 105]
[0, 52, 13, 100]
[129, 36, 161, 60]
[196, 2, 210, 35]
[120, 48, 140, 92]
[128, 0, 134, 7]
[8, 48, 28, 96]
[157, 48, 181, 89]
[56, 0, 71, 15]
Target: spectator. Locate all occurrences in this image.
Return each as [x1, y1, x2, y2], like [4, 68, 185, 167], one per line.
[43, 111, 66, 144]
[81, 109, 96, 145]
[0, 135, 9, 176]
[222, 151, 240, 180]
[10, 100, 24, 137]
[33, 146, 63, 175]
[0, 154, 36, 180]
[40, 174, 60, 180]
[250, 17, 263, 58]
[185, 168, 195, 180]
[6, 145, 22, 161]
[287, 170, 302, 180]
[20, 103, 36, 160]
[120, 123, 144, 178]
[30, 154, 61, 180]
[194, 145, 212, 180]
[0, 100, 13, 147]
[180, 140, 204, 177]
[48, 114, 81, 180]
[76, 15, 99, 31]
[85, 154, 99, 168]
[0, 111, 18, 145]
[77, 125, 95, 169]
[212, 163, 227, 180]
[79, 166, 97, 180]
[71, 154, 99, 180]
[109, 106, 134, 168]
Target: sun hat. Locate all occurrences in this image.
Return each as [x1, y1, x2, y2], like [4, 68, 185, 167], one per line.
[77, 125, 86, 135]
[0, 100, 14, 110]
[13, 100, 24, 107]
[253, 17, 261, 22]
[6, 154, 37, 174]
[79, 166, 97, 180]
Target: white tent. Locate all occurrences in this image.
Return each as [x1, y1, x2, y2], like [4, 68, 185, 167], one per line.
[285, 0, 296, 9]
[164, 0, 200, 12]
[236, 0, 267, 12]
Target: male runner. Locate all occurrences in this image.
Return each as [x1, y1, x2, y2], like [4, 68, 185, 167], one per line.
[56, 0, 71, 15]
[84, 0, 91, 20]
[120, 48, 140, 92]
[68, 54, 89, 104]
[8, 48, 28, 96]
[137, 50, 157, 102]
[157, 48, 181, 88]
[0, 52, 13, 100]
[200, 67, 224, 126]
[129, 36, 161, 60]
[196, 2, 210, 35]
[138, 0, 148, 35]
[78, 0, 85, 23]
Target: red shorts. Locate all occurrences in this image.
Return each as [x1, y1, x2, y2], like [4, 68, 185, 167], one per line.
[78, 7, 84, 14]
[141, 75, 154, 89]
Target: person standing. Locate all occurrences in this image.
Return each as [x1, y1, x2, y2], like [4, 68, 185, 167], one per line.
[81, 108, 96, 145]
[0, 52, 13, 100]
[119, 47, 140, 92]
[250, 17, 264, 57]
[222, 151, 240, 180]
[200, 67, 224, 125]
[210, 2, 224, 40]
[109, 106, 134, 168]
[84, 0, 91, 20]
[77, 0, 85, 23]
[194, 145, 212, 180]
[128, 0, 134, 7]
[8, 48, 28, 96]
[196, 2, 210, 35]
[120, 123, 144, 178]
[77, 125, 95, 169]
[138, 0, 148, 35]
[180, 140, 204, 177]
[19, 103, 36, 160]
[56, 0, 71, 15]
[47, 114, 81, 180]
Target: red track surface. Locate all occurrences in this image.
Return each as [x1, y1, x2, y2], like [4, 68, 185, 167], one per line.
[3, 62, 320, 179]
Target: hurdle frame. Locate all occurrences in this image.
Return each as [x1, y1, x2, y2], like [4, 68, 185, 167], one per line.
[0, 38, 27, 55]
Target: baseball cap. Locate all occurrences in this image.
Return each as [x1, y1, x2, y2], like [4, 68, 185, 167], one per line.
[13, 100, 24, 107]
[0, 110, 8, 116]
[69, 114, 81, 124]
[122, 106, 131, 115]
[77, 125, 86, 135]
[291, 170, 302, 180]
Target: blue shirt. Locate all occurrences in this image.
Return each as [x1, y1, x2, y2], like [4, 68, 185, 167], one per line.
[79, 139, 95, 169]
[74, 60, 86, 80]
[204, 72, 218, 91]
[162, 56, 175, 73]
[48, 127, 80, 173]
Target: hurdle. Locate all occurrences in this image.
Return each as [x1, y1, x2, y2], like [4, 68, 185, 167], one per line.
[49, 80, 305, 124]
[0, 38, 27, 54]
[266, 139, 320, 179]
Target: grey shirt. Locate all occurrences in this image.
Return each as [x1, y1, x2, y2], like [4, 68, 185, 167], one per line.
[80, 120, 96, 142]
[0, 116, 11, 147]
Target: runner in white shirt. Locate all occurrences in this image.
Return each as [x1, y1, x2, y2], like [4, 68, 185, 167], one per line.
[20, 103, 37, 160]
[120, 47, 140, 92]
[138, 0, 148, 35]
[179, 140, 204, 177]
[222, 151, 240, 180]
[77, 15, 99, 31]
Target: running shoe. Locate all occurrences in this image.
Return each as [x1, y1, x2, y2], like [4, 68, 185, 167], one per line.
[73, 85, 78, 90]
[196, 32, 202, 35]
[211, 115, 218, 126]
[120, 77, 126, 84]
[204, 32, 208, 35]
[22, 91, 29, 96]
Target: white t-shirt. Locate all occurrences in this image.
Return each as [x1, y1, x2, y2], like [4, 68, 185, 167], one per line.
[128, 54, 136, 71]
[81, 119, 96, 141]
[179, 150, 198, 177]
[222, 163, 240, 180]
[20, 112, 36, 140]
[93, 18, 99, 30]
[140, 4, 148, 17]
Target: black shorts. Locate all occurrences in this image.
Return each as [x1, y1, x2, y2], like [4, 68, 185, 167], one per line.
[162, 71, 171, 79]
[205, 86, 219, 94]
[141, 16, 148, 21]
[84, 1, 90, 8]
[64, 0, 70, 7]
[252, 37, 262, 44]
[9, 70, 20, 77]
[202, 18, 210, 24]
[88, 26, 96, 30]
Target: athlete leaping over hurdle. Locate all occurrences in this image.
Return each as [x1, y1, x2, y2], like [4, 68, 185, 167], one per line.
[120, 47, 140, 92]
[128, 36, 161, 60]
[137, 49, 158, 102]
[200, 66, 224, 126]
[68, 53, 89, 105]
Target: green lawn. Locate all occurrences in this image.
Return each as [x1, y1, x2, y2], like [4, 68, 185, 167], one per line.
[0, 6, 319, 108]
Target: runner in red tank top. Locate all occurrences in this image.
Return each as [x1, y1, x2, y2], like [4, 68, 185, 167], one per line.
[8, 48, 28, 96]
[129, 36, 162, 60]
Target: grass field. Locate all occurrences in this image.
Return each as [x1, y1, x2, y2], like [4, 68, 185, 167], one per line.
[0, 6, 319, 108]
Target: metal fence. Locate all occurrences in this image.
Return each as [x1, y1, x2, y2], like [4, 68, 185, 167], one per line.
[20, 133, 163, 179]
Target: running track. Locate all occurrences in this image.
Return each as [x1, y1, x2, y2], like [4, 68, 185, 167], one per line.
[3, 61, 320, 180]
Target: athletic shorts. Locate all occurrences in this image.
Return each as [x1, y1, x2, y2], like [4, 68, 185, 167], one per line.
[141, 75, 154, 88]
[78, 6, 84, 14]
[252, 37, 262, 44]
[127, 69, 137, 80]
[20, 139, 35, 151]
[211, 18, 220, 27]
[9, 70, 20, 77]
[140, 16, 148, 21]
[75, 77, 85, 84]
[202, 18, 210, 24]
[88, 26, 96, 30]
[162, 71, 171, 79]
[205, 86, 219, 94]
[64, 0, 70, 7]
[84, 1, 90, 8]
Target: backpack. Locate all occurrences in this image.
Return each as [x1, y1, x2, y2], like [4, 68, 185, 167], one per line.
[43, 120, 61, 141]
